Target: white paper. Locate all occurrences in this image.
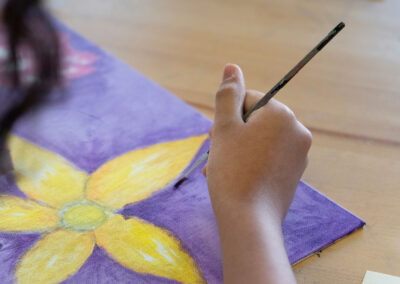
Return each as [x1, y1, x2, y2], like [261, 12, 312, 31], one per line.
[363, 271, 400, 284]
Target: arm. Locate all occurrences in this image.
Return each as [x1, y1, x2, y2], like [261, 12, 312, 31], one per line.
[203, 64, 312, 283]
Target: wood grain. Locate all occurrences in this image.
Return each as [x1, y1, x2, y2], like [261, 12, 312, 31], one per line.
[49, 0, 400, 282]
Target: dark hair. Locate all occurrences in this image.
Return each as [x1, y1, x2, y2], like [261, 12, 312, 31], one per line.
[1, 0, 61, 172]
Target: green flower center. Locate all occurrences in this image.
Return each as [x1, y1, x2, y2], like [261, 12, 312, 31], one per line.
[60, 201, 108, 231]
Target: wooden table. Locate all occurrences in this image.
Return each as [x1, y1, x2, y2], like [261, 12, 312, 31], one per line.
[50, 0, 400, 282]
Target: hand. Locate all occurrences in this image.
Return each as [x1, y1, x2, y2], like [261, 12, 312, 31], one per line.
[203, 64, 310, 284]
[204, 63, 312, 224]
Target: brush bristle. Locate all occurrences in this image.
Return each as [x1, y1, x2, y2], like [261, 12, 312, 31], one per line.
[174, 177, 188, 189]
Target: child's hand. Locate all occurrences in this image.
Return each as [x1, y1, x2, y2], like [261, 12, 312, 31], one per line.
[204, 64, 312, 224]
[203, 63, 308, 283]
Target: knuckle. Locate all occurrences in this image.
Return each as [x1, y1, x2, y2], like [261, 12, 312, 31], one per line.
[300, 127, 313, 149]
[271, 103, 296, 122]
[216, 83, 239, 99]
[282, 105, 296, 120]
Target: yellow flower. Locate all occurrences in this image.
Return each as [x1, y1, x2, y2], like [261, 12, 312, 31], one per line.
[0, 134, 207, 284]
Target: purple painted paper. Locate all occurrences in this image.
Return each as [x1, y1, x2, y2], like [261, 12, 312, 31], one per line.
[0, 21, 364, 283]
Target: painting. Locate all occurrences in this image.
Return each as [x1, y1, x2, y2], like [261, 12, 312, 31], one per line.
[0, 21, 365, 283]
[1, 134, 207, 283]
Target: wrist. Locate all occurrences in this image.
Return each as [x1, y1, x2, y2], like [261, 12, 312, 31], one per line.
[210, 195, 283, 233]
[207, 178, 291, 225]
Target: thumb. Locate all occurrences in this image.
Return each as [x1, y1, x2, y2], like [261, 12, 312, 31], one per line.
[214, 64, 246, 126]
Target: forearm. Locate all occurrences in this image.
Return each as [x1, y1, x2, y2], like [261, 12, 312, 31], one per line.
[213, 200, 296, 284]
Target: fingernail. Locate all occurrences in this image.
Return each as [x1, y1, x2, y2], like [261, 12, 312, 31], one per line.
[223, 64, 236, 81]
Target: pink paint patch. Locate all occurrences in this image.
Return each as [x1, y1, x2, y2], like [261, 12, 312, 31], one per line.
[0, 33, 98, 86]
[61, 35, 98, 79]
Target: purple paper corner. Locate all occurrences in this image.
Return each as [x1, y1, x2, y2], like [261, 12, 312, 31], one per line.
[283, 181, 365, 264]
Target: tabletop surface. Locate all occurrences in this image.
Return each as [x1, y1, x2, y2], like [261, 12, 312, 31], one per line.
[50, 0, 400, 283]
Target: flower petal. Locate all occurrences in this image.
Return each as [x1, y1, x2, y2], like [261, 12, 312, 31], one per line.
[95, 215, 205, 284]
[0, 195, 60, 232]
[8, 135, 88, 208]
[87, 134, 207, 209]
[15, 229, 95, 284]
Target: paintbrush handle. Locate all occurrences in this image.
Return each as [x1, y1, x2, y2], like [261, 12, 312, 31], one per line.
[183, 150, 209, 178]
[175, 22, 345, 187]
[242, 22, 345, 122]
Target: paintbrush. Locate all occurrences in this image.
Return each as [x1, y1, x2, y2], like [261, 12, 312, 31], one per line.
[174, 22, 345, 189]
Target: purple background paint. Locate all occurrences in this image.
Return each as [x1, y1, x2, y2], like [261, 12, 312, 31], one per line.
[0, 21, 364, 283]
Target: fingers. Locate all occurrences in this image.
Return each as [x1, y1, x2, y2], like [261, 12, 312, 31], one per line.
[245, 96, 296, 124]
[214, 64, 246, 127]
[243, 90, 264, 115]
[243, 90, 296, 123]
[243, 91, 312, 150]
